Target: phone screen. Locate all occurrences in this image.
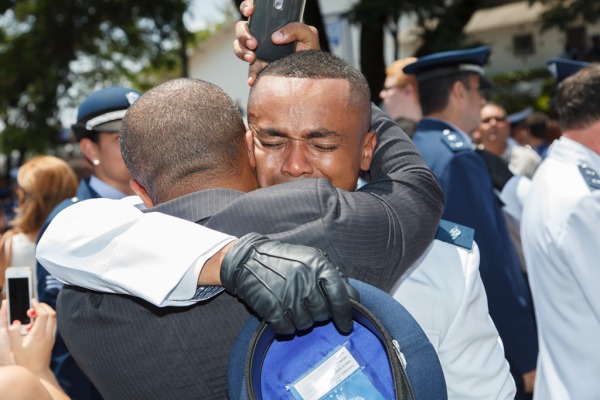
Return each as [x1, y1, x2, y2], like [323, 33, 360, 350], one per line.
[8, 277, 31, 324]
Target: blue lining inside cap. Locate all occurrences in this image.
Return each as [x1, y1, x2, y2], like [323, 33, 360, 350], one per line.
[260, 319, 393, 399]
[228, 279, 447, 400]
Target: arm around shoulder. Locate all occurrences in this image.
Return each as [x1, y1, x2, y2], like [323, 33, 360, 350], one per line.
[36, 198, 236, 306]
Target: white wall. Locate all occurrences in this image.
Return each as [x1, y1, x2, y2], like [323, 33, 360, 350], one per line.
[474, 25, 560, 73]
[187, 22, 251, 115]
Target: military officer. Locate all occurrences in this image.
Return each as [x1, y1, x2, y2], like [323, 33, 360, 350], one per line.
[403, 46, 539, 398]
[522, 62, 600, 400]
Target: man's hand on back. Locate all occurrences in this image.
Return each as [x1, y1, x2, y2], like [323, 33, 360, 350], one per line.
[220, 233, 357, 335]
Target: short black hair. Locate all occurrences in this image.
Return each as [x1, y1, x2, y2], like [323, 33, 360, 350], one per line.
[120, 78, 246, 204]
[418, 72, 473, 116]
[251, 50, 371, 132]
[521, 112, 549, 139]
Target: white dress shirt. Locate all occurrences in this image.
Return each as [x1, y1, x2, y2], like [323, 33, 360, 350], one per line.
[522, 137, 600, 400]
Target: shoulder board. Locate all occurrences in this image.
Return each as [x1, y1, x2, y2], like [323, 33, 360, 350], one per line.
[435, 219, 474, 250]
[440, 129, 469, 152]
[578, 164, 600, 191]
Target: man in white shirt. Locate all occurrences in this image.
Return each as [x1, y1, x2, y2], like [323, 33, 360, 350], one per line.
[473, 102, 541, 179]
[521, 64, 600, 399]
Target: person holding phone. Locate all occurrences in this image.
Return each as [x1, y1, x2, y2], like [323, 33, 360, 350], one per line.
[38, 8, 514, 399]
[0, 156, 78, 300]
[0, 299, 70, 400]
[36, 52, 444, 397]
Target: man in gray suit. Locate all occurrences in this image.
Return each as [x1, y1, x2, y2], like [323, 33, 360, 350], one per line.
[40, 51, 443, 399]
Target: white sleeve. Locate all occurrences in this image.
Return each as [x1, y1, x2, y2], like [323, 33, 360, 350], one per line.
[36, 198, 236, 307]
[499, 175, 531, 223]
[438, 242, 515, 399]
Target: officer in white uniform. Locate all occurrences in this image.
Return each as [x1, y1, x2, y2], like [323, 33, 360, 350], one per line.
[521, 61, 600, 399]
[391, 220, 515, 399]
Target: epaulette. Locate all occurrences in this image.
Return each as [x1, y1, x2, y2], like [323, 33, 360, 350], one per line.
[440, 129, 468, 152]
[578, 164, 600, 191]
[435, 219, 474, 250]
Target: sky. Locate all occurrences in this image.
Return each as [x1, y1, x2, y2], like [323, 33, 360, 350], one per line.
[185, 0, 235, 31]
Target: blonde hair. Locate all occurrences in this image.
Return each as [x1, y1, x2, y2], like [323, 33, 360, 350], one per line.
[386, 57, 419, 90]
[11, 156, 78, 233]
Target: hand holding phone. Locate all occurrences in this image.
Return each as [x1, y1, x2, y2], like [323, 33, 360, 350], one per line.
[234, 0, 319, 85]
[249, 0, 307, 62]
[5, 266, 33, 335]
[0, 298, 58, 377]
[0, 300, 17, 365]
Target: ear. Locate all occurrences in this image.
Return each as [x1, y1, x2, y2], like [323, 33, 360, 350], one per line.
[360, 130, 377, 171]
[404, 83, 416, 96]
[130, 179, 154, 208]
[244, 129, 257, 170]
[79, 138, 99, 164]
[452, 80, 467, 101]
[471, 129, 482, 143]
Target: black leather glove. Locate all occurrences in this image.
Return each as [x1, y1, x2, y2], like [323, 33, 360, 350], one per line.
[475, 148, 514, 191]
[220, 233, 358, 335]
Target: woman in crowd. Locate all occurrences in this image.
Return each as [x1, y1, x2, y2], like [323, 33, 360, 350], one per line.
[0, 156, 78, 296]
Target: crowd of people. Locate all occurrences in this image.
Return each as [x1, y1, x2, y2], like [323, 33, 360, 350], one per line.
[1, 1, 598, 399]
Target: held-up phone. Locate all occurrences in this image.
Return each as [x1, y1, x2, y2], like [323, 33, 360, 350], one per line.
[249, 0, 307, 62]
[5, 266, 33, 335]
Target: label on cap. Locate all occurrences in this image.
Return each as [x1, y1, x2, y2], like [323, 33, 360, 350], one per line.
[288, 346, 384, 400]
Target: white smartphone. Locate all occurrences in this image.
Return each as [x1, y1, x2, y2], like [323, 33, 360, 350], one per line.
[5, 266, 33, 335]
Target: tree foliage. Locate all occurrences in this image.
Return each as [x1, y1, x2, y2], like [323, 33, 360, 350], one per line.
[0, 0, 191, 155]
[351, 0, 484, 57]
[534, 0, 600, 32]
[349, 0, 484, 103]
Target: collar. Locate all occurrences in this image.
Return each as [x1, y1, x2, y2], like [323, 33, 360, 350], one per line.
[147, 188, 245, 223]
[549, 137, 600, 172]
[88, 175, 128, 199]
[418, 117, 474, 147]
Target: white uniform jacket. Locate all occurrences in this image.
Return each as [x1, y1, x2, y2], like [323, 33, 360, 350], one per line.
[391, 226, 515, 399]
[522, 137, 600, 400]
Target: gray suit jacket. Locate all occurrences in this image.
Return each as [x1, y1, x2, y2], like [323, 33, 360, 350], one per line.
[57, 105, 444, 399]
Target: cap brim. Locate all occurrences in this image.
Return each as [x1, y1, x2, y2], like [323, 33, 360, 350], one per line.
[93, 120, 122, 133]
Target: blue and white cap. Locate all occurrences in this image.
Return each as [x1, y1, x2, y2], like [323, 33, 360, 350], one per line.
[547, 58, 591, 86]
[72, 86, 141, 141]
[228, 279, 447, 400]
[403, 46, 493, 88]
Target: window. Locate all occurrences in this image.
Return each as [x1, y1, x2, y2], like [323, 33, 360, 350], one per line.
[564, 26, 586, 60]
[513, 34, 535, 56]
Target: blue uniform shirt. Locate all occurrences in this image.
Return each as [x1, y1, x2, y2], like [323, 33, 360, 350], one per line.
[412, 117, 538, 381]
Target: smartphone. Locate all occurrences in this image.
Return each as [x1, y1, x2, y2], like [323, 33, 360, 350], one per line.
[5, 266, 33, 335]
[249, 0, 307, 62]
